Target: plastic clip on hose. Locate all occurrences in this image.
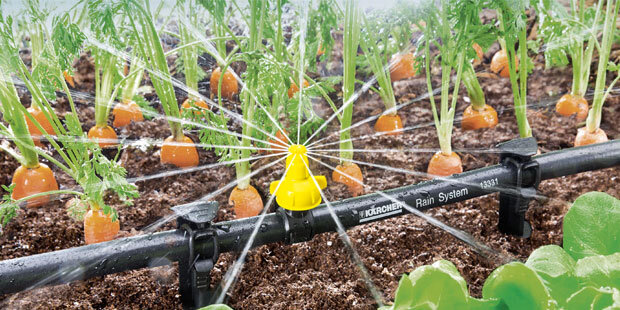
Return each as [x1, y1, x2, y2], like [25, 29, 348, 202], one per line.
[173, 201, 220, 309]
[497, 137, 541, 238]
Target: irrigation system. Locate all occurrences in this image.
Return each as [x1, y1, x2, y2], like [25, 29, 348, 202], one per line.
[0, 137, 619, 309]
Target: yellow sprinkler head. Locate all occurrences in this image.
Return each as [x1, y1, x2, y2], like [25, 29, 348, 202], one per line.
[269, 145, 327, 211]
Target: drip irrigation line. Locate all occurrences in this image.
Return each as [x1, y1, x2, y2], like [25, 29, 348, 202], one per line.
[0, 138, 618, 308]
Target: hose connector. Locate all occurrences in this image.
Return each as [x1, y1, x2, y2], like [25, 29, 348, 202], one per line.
[270, 145, 326, 211]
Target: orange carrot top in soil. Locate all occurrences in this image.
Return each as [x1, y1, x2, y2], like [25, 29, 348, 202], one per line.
[472, 43, 484, 65]
[210, 67, 239, 100]
[332, 163, 364, 197]
[389, 52, 417, 82]
[11, 163, 59, 208]
[88, 125, 118, 149]
[83, 203, 120, 245]
[555, 94, 588, 121]
[25, 106, 56, 146]
[374, 114, 403, 135]
[461, 62, 497, 130]
[574, 127, 608, 147]
[112, 100, 144, 128]
[427, 152, 463, 177]
[490, 49, 519, 78]
[267, 129, 289, 153]
[229, 185, 264, 219]
[160, 135, 200, 168]
[181, 98, 210, 116]
[113, 57, 145, 128]
[63, 70, 75, 88]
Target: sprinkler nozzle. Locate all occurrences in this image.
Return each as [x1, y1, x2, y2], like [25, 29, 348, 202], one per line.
[269, 145, 326, 211]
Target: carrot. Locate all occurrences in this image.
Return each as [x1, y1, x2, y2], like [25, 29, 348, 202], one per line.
[574, 0, 619, 147]
[229, 185, 264, 219]
[63, 70, 75, 88]
[332, 163, 364, 197]
[288, 79, 310, 99]
[316, 42, 325, 56]
[210, 67, 239, 100]
[83, 206, 120, 244]
[25, 106, 55, 147]
[11, 163, 59, 208]
[360, 19, 403, 136]
[574, 127, 608, 147]
[427, 152, 463, 177]
[87, 125, 118, 149]
[461, 61, 497, 130]
[112, 100, 144, 128]
[461, 104, 498, 130]
[160, 135, 199, 168]
[490, 49, 519, 78]
[114, 55, 145, 128]
[267, 129, 289, 153]
[181, 98, 210, 116]
[472, 43, 484, 65]
[555, 94, 588, 121]
[389, 52, 417, 82]
[374, 114, 403, 135]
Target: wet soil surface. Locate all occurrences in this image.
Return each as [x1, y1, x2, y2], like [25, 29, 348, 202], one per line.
[1, 31, 620, 310]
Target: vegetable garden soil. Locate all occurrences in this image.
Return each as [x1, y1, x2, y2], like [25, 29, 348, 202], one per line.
[1, 41, 620, 310]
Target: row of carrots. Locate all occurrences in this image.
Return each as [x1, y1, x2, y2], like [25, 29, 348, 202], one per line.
[1, 0, 617, 246]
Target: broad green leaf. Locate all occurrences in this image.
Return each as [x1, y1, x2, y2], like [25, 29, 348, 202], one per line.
[404, 260, 470, 309]
[566, 286, 619, 310]
[392, 274, 415, 310]
[482, 262, 557, 310]
[467, 297, 502, 310]
[575, 253, 620, 289]
[563, 192, 620, 260]
[525, 245, 578, 306]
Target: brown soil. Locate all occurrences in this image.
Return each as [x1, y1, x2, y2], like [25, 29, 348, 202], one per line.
[1, 23, 620, 310]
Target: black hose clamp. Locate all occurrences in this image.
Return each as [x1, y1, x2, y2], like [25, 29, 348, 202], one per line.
[496, 137, 541, 238]
[173, 201, 220, 309]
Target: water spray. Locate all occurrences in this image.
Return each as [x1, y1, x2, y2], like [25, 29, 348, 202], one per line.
[0, 138, 618, 309]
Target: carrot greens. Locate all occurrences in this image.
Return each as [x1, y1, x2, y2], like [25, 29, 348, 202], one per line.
[583, 0, 619, 136]
[493, 0, 533, 138]
[0, 7, 137, 230]
[339, 0, 361, 164]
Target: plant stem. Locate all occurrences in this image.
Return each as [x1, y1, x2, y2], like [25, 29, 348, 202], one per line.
[121, 56, 144, 103]
[462, 62, 485, 109]
[340, 0, 360, 163]
[498, 9, 531, 138]
[586, 0, 618, 133]
[94, 53, 116, 127]
[126, 0, 183, 140]
[0, 69, 39, 168]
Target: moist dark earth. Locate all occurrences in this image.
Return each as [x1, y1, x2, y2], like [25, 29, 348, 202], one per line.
[1, 24, 620, 310]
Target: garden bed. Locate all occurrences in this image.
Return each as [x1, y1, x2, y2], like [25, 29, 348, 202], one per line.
[1, 30, 619, 309]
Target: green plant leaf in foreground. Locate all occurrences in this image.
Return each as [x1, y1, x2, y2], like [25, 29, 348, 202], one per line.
[525, 245, 578, 306]
[384, 260, 499, 310]
[565, 286, 620, 310]
[482, 262, 557, 310]
[563, 192, 620, 260]
[575, 253, 620, 290]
